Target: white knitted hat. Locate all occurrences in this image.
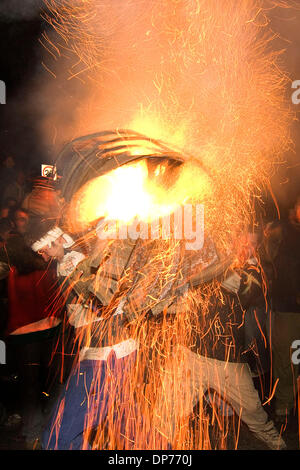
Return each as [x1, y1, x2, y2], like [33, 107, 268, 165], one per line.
[31, 226, 74, 252]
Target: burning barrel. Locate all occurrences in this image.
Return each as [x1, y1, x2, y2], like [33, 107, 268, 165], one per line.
[56, 129, 233, 288]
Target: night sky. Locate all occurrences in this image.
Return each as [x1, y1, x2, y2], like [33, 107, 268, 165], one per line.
[0, 2, 299, 216]
[0, 14, 46, 174]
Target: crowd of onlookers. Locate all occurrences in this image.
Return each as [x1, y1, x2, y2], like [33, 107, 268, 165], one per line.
[0, 155, 68, 448]
[0, 154, 299, 451]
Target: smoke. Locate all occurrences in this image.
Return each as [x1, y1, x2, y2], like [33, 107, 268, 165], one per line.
[38, 2, 293, 145]
[24, 0, 299, 216]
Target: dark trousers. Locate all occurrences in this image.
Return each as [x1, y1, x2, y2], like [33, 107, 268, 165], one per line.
[6, 324, 63, 439]
[272, 311, 300, 414]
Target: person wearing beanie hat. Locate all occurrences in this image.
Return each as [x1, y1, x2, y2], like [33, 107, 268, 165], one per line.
[30, 223, 85, 278]
[26, 218, 89, 343]
[21, 176, 64, 219]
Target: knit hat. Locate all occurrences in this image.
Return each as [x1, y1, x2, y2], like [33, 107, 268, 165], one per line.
[25, 218, 74, 252]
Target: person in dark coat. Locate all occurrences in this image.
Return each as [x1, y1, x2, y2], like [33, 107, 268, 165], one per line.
[269, 198, 300, 422]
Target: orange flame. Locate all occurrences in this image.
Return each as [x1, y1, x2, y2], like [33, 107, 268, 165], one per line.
[67, 158, 212, 230]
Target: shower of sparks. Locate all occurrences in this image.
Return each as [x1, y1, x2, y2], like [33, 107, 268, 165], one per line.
[41, 0, 294, 450]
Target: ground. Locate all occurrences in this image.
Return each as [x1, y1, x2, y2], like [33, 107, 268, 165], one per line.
[0, 370, 298, 451]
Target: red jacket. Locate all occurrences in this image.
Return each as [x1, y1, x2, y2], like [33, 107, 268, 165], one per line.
[6, 267, 62, 336]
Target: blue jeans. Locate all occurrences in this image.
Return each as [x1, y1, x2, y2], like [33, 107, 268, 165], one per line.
[42, 350, 137, 450]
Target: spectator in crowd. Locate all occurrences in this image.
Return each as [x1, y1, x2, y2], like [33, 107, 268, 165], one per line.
[2, 170, 26, 208]
[25, 219, 100, 450]
[242, 228, 271, 380]
[10, 207, 29, 236]
[0, 218, 12, 336]
[0, 198, 18, 219]
[0, 216, 17, 431]
[22, 176, 64, 220]
[25, 218, 86, 370]
[269, 198, 300, 423]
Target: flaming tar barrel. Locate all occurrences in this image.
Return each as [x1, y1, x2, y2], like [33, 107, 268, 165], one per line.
[56, 129, 232, 294]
